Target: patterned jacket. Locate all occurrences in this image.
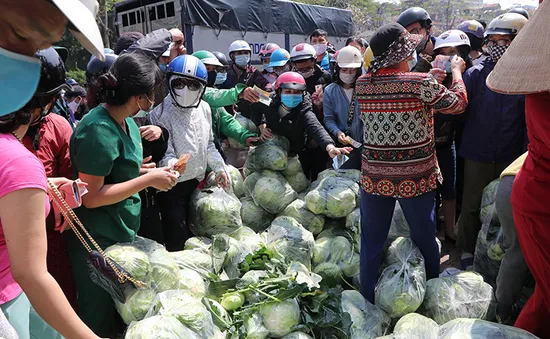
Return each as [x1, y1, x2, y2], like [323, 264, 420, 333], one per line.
[356, 69, 467, 198]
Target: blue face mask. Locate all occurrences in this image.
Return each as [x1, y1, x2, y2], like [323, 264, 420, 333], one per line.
[264, 66, 274, 73]
[281, 94, 303, 109]
[0, 47, 41, 116]
[159, 63, 167, 72]
[235, 54, 250, 67]
[215, 72, 227, 85]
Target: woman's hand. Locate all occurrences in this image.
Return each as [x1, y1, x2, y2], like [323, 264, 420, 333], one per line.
[239, 87, 260, 103]
[245, 137, 260, 147]
[139, 125, 163, 142]
[326, 144, 353, 159]
[259, 125, 273, 142]
[173, 154, 191, 174]
[146, 168, 178, 191]
[140, 156, 156, 175]
[49, 177, 73, 188]
[429, 68, 446, 84]
[216, 171, 230, 189]
[336, 131, 348, 145]
[450, 56, 466, 73]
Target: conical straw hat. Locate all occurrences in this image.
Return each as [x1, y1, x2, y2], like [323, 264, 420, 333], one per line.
[486, 1, 550, 94]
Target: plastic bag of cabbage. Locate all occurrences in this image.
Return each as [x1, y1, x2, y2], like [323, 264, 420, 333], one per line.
[244, 170, 297, 214]
[282, 157, 310, 193]
[125, 315, 202, 339]
[240, 196, 274, 233]
[388, 202, 410, 240]
[243, 136, 290, 175]
[189, 187, 243, 237]
[145, 290, 221, 338]
[312, 235, 359, 286]
[345, 208, 360, 252]
[317, 169, 361, 183]
[211, 229, 263, 279]
[262, 216, 315, 268]
[305, 176, 360, 218]
[205, 165, 246, 198]
[438, 318, 538, 339]
[280, 199, 325, 236]
[474, 182, 507, 286]
[341, 290, 391, 339]
[375, 237, 426, 318]
[228, 114, 259, 151]
[420, 271, 493, 325]
[387, 313, 439, 339]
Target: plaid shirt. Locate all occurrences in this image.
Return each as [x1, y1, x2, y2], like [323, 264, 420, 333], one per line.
[357, 69, 467, 198]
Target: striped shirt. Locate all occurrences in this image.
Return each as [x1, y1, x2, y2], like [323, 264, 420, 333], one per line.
[356, 69, 467, 198]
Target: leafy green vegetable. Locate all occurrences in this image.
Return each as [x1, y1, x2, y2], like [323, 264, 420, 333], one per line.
[189, 188, 243, 237]
[438, 318, 537, 339]
[125, 315, 201, 339]
[241, 197, 274, 233]
[263, 216, 315, 268]
[116, 288, 157, 325]
[149, 249, 181, 292]
[280, 199, 325, 236]
[341, 290, 391, 339]
[305, 177, 359, 218]
[105, 245, 151, 283]
[184, 237, 212, 254]
[392, 313, 438, 339]
[260, 299, 301, 337]
[221, 291, 246, 311]
[178, 267, 207, 298]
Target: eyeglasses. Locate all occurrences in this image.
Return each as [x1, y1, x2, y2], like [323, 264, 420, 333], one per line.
[487, 39, 513, 47]
[170, 77, 203, 91]
[215, 67, 228, 74]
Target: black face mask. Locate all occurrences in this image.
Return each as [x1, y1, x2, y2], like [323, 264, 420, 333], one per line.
[207, 71, 217, 87]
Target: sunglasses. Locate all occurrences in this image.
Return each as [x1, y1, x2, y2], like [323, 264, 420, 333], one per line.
[486, 39, 513, 47]
[170, 77, 203, 91]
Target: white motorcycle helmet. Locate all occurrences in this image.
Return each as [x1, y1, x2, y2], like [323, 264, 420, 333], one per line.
[337, 46, 363, 68]
[434, 30, 471, 51]
[290, 43, 316, 62]
[229, 40, 252, 54]
[485, 13, 528, 36]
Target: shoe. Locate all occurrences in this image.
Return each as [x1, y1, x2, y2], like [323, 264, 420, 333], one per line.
[496, 303, 522, 325]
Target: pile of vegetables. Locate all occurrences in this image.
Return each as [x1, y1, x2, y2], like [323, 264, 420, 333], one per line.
[103, 134, 535, 339]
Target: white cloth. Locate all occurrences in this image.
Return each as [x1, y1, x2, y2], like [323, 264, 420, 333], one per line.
[343, 88, 353, 102]
[150, 95, 226, 183]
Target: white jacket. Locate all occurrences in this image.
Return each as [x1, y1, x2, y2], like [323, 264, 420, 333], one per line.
[150, 95, 225, 183]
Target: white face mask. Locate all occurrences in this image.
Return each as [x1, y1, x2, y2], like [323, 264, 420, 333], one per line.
[136, 95, 155, 116]
[67, 98, 81, 114]
[298, 68, 315, 79]
[340, 72, 356, 85]
[173, 87, 203, 108]
[408, 51, 418, 71]
[313, 43, 328, 56]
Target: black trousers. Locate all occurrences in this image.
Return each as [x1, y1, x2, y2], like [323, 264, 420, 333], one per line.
[137, 188, 164, 245]
[300, 146, 329, 181]
[156, 179, 199, 251]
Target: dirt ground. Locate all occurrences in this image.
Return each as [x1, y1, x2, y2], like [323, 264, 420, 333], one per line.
[438, 229, 462, 272]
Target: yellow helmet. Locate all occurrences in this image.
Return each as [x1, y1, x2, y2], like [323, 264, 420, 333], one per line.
[363, 46, 374, 69]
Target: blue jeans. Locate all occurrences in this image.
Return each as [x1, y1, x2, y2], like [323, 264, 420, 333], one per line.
[359, 190, 440, 303]
[1, 293, 63, 339]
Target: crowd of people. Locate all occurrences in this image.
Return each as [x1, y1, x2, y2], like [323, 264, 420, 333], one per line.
[0, 0, 548, 338]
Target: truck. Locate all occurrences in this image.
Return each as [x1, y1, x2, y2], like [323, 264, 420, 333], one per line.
[114, 0, 354, 66]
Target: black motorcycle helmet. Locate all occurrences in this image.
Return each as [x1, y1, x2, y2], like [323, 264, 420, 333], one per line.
[397, 7, 432, 29]
[508, 7, 529, 20]
[86, 54, 119, 84]
[25, 47, 70, 125]
[212, 51, 230, 68]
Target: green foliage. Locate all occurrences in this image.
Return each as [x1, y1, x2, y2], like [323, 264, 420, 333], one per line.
[66, 69, 86, 85]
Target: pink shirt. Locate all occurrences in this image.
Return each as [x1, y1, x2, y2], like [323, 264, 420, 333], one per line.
[0, 133, 50, 304]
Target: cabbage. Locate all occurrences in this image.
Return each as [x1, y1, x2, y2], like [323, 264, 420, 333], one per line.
[481, 179, 500, 209]
[259, 299, 300, 338]
[305, 176, 359, 218]
[341, 290, 391, 339]
[245, 170, 297, 214]
[285, 172, 310, 193]
[205, 165, 246, 198]
[241, 197, 274, 233]
[149, 249, 180, 292]
[146, 290, 217, 338]
[170, 250, 214, 279]
[189, 188, 243, 237]
[474, 203, 506, 286]
[264, 135, 291, 152]
[178, 268, 207, 298]
[438, 318, 538, 339]
[375, 238, 426, 318]
[105, 245, 151, 282]
[263, 216, 315, 268]
[244, 143, 288, 174]
[313, 262, 343, 286]
[392, 313, 439, 339]
[317, 169, 361, 183]
[282, 332, 313, 339]
[230, 226, 263, 253]
[420, 272, 493, 325]
[221, 292, 245, 311]
[279, 199, 325, 236]
[203, 298, 232, 332]
[212, 235, 252, 279]
[312, 236, 357, 284]
[282, 157, 304, 177]
[116, 288, 157, 325]
[244, 313, 269, 339]
[184, 237, 212, 254]
[286, 262, 322, 290]
[125, 315, 201, 339]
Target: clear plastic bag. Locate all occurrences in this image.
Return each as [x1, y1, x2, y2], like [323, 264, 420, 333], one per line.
[244, 313, 269, 339]
[148, 248, 181, 292]
[341, 290, 391, 339]
[205, 165, 246, 198]
[189, 187, 243, 237]
[392, 313, 439, 339]
[244, 143, 288, 175]
[146, 290, 217, 338]
[240, 196, 274, 233]
[388, 202, 410, 241]
[178, 267, 207, 298]
[285, 171, 310, 193]
[312, 235, 358, 285]
[228, 114, 259, 151]
[438, 318, 538, 339]
[317, 169, 361, 183]
[125, 315, 201, 339]
[116, 288, 157, 325]
[244, 170, 297, 214]
[184, 237, 212, 254]
[420, 271, 493, 325]
[170, 250, 214, 279]
[474, 203, 506, 286]
[282, 332, 314, 339]
[262, 216, 315, 268]
[304, 176, 359, 218]
[345, 208, 361, 252]
[279, 199, 325, 236]
[259, 299, 301, 338]
[282, 156, 304, 177]
[385, 237, 423, 267]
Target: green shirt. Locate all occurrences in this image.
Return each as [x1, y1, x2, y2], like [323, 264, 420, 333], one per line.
[70, 106, 143, 243]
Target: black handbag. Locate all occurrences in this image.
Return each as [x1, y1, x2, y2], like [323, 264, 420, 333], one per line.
[48, 181, 147, 304]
